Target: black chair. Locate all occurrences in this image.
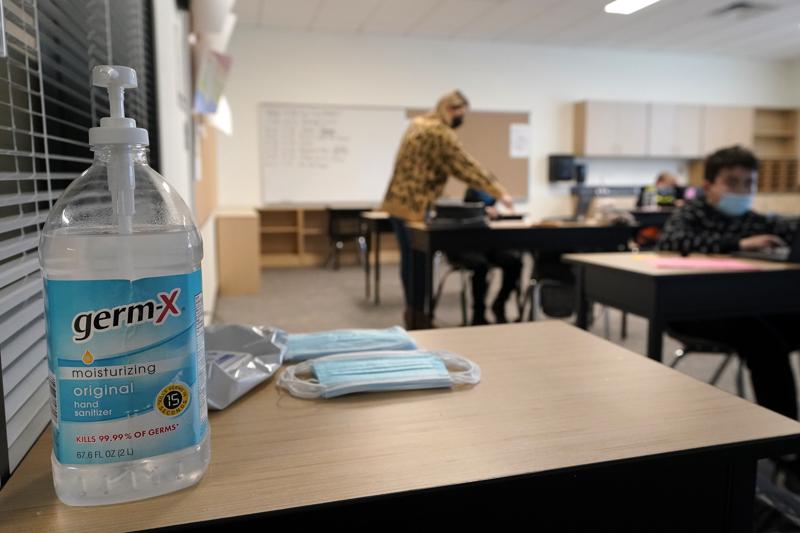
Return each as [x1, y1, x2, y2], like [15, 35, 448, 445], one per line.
[668, 329, 745, 397]
[432, 252, 524, 326]
[523, 251, 628, 339]
[326, 208, 367, 270]
[523, 251, 576, 320]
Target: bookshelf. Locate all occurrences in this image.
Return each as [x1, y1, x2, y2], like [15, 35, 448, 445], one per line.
[753, 108, 799, 193]
[686, 107, 799, 192]
[258, 204, 398, 268]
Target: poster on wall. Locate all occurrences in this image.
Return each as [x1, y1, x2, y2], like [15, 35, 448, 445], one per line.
[194, 50, 232, 114]
[509, 123, 531, 159]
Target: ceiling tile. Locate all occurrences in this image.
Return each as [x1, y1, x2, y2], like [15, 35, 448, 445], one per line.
[454, 0, 559, 40]
[360, 0, 442, 35]
[311, 0, 383, 31]
[239, 0, 800, 60]
[260, 0, 322, 29]
[407, 0, 499, 37]
[233, 0, 262, 24]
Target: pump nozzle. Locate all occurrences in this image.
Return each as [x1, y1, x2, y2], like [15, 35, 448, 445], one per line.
[88, 65, 149, 236]
[89, 65, 149, 146]
[93, 66, 137, 119]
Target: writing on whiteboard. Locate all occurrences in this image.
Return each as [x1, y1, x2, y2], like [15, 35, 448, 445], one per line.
[263, 108, 352, 170]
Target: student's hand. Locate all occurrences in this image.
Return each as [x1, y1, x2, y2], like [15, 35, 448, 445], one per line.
[485, 205, 499, 219]
[739, 234, 787, 251]
[499, 194, 514, 211]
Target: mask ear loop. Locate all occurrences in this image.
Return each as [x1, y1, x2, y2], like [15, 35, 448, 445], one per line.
[277, 361, 325, 399]
[278, 351, 482, 398]
[437, 351, 481, 385]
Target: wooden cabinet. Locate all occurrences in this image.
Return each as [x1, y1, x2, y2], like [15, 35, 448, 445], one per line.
[648, 104, 702, 157]
[574, 101, 648, 156]
[701, 106, 754, 153]
[217, 210, 261, 295]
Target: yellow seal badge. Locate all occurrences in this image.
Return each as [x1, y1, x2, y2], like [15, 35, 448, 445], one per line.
[156, 383, 190, 417]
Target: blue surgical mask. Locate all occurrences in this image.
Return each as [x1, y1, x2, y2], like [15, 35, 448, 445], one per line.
[285, 326, 417, 362]
[278, 350, 481, 399]
[714, 193, 753, 217]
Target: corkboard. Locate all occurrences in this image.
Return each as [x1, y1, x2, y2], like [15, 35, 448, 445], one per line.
[407, 109, 529, 200]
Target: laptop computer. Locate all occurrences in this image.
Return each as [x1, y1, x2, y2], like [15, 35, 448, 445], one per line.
[733, 232, 800, 263]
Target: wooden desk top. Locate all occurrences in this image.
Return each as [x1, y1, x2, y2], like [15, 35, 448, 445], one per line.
[406, 219, 618, 231]
[565, 251, 800, 276]
[215, 207, 258, 218]
[259, 203, 377, 211]
[360, 210, 390, 220]
[3, 322, 799, 532]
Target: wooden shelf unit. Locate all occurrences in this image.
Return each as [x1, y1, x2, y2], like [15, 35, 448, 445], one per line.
[753, 109, 799, 192]
[667, 106, 800, 193]
[258, 205, 399, 268]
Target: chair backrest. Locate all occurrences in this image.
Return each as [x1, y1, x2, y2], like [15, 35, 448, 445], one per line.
[533, 251, 577, 318]
[328, 209, 365, 239]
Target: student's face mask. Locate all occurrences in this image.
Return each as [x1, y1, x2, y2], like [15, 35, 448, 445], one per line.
[714, 192, 753, 217]
[277, 350, 481, 399]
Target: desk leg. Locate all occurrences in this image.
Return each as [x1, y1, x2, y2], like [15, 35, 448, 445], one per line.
[575, 266, 590, 330]
[374, 228, 381, 305]
[723, 459, 755, 533]
[423, 249, 434, 327]
[364, 226, 371, 301]
[408, 247, 434, 329]
[647, 314, 665, 362]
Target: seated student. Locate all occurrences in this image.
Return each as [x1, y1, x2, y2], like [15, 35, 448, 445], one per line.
[658, 146, 800, 421]
[635, 172, 686, 249]
[447, 187, 522, 325]
[637, 171, 685, 209]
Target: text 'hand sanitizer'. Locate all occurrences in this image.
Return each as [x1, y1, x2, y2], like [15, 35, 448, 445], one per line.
[39, 66, 210, 506]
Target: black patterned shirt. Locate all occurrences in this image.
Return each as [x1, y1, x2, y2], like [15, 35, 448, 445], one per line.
[381, 115, 506, 222]
[657, 198, 798, 254]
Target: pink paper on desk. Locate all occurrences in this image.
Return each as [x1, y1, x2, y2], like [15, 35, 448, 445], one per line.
[647, 257, 761, 270]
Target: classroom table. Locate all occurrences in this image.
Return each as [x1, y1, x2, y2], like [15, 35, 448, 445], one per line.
[565, 251, 800, 361]
[406, 220, 635, 329]
[360, 210, 392, 305]
[2, 322, 799, 531]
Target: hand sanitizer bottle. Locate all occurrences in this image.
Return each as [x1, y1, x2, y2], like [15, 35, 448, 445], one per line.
[39, 65, 210, 506]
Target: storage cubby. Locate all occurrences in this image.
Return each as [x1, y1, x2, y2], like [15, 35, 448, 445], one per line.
[257, 205, 398, 268]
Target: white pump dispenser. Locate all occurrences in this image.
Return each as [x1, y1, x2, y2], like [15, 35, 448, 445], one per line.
[89, 66, 149, 235]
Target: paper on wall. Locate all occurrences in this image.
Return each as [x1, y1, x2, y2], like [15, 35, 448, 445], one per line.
[509, 123, 531, 159]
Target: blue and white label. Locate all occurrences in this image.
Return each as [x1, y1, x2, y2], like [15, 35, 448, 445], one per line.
[44, 271, 208, 465]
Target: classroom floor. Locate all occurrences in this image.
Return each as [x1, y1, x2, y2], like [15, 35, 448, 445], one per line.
[214, 261, 800, 402]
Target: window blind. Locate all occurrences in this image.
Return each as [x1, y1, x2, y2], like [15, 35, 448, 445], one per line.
[0, 0, 161, 484]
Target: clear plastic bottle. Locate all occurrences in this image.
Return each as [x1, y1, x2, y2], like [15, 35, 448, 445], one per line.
[39, 66, 209, 506]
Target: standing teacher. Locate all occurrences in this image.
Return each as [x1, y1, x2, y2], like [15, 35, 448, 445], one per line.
[381, 90, 513, 329]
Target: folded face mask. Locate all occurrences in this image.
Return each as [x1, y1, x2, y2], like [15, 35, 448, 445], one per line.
[284, 326, 417, 362]
[277, 350, 481, 399]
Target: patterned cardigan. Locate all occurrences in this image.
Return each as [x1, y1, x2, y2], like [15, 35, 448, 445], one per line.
[381, 115, 507, 222]
[657, 198, 797, 254]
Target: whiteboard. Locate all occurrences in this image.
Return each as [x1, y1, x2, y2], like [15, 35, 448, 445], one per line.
[260, 103, 409, 204]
